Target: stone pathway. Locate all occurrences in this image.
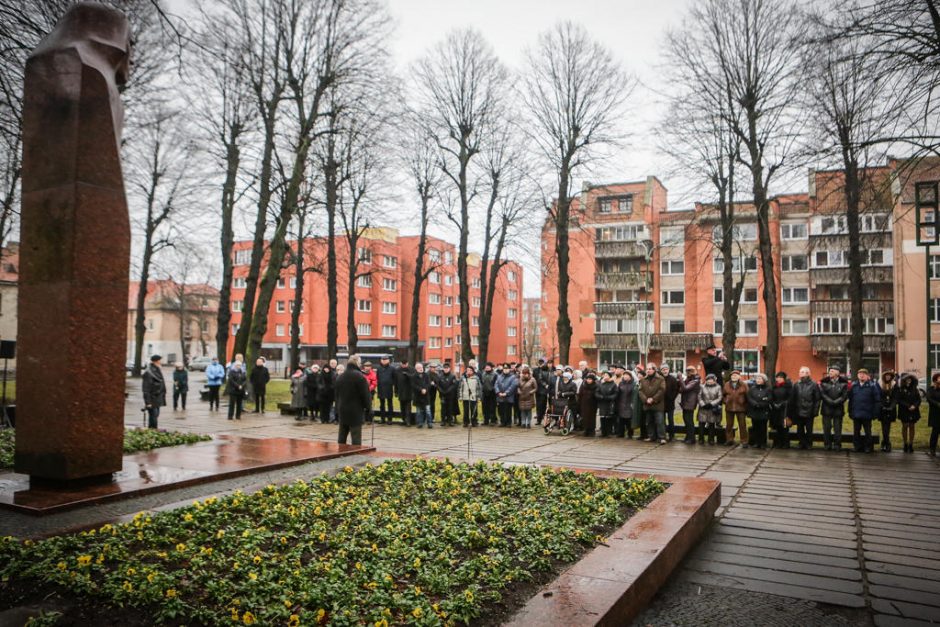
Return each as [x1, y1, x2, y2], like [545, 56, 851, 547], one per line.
[5, 378, 932, 625]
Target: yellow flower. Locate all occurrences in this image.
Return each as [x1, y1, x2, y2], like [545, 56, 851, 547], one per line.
[412, 607, 423, 618]
[233, 562, 239, 570]
[183, 513, 194, 522]
[56, 562, 67, 571]
[176, 543, 186, 552]
[413, 557, 421, 568]
[147, 573, 156, 583]
[165, 588, 177, 598]
[248, 572, 257, 581]
[122, 581, 133, 592]
[280, 537, 288, 545]
[355, 561, 363, 571]
[242, 611, 256, 625]
[217, 530, 226, 539]
[414, 585, 422, 595]
[126, 567, 136, 576]
[242, 529, 251, 538]
[316, 608, 326, 622]
[288, 615, 300, 627]
[253, 555, 262, 565]
[76, 555, 92, 566]
[464, 589, 474, 603]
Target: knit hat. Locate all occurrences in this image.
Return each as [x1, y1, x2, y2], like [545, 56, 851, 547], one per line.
[705, 373, 717, 381]
[775, 371, 787, 379]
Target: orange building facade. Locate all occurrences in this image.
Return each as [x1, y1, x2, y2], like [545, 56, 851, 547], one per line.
[228, 228, 523, 368]
[541, 160, 940, 378]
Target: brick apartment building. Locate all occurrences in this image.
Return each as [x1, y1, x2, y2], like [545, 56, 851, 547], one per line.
[227, 228, 523, 368]
[540, 158, 940, 377]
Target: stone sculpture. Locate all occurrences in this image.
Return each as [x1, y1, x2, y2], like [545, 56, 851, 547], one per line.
[15, 3, 131, 484]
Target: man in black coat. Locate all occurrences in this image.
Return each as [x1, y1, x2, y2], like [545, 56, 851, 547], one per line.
[375, 356, 395, 424]
[820, 366, 850, 450]
[535, 359, 551, 423]
[790, 366, 821, 449]
[394, 360, 414, 426]
[335, 354, 370, 445]
[428, 364, 441, 423]
[702, 345, 731, 383]
[249, 357, 271, 413]
[661, 364, 680, 441]
[142, 354, 167, 429]
[771, 372, 794, 449]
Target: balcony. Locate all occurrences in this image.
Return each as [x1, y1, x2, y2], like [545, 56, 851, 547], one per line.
[594, 240, 651, 259]
[595, 271, 653, 291]
[810, 300, 894, 318]
[811, 334, 896, 353]
[651, 333, 714, 351]
[593, 301, 653, 318]
[593, 334, 640, 350]
[810, 266, 893, 285]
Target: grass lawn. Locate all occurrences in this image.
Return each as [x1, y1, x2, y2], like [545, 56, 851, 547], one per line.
[0, 459, 664, 626]
[0, 429, 211, 471]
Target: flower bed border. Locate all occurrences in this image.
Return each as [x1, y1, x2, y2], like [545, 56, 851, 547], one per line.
[365, 453, 719, 626]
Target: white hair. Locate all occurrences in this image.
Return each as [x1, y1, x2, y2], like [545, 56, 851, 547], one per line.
[347, 354, 361, 368]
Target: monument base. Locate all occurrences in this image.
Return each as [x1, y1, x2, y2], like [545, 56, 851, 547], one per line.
[29, 473, 115, 490]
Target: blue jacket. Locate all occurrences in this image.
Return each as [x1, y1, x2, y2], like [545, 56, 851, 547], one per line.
[848, 379, 881, 420]
[206, 362, 226, 387]
[494, 372, 519, 404]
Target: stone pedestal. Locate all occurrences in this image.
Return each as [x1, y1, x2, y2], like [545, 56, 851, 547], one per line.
[14, 3, 131, 483]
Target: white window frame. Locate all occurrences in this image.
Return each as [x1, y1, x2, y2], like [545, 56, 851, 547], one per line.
[356, 299, 372, 312]
[782, 319, 810, 336]
[661, 290, 685, 306]
[782, 287, 810, 304]
[660, 259, 685, 276]
[382, 278, 397, 292]
[780, 223, 808, 240]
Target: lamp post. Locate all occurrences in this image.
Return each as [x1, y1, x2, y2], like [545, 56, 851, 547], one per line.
[915, 181, 939, 377]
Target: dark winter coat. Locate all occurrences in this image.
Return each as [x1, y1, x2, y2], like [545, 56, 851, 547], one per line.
[820, 375, 850, 418]
[791, 377, 821, 419]
[142, 363, 167, 407]
[848, 379, 882, 420]
[679, 375, 701, 411]
[172, 368, 189, 393]
[438, 371, 459, 415]
[723, 381, 748, 413]
[878, 379, 898, 423]
[317, 367, 336, 404]
[771, 379, 794, 427]
[303, 369, 319, 406]
[376, 363, 395, 399]
[290, 373, 307, 409]
[481, 371, 498, 397]
[927, 386, 940, 428]
[702, 354, 730, 382]
[334, 363, 370, 427]
[535, 366, 552, 397]
[495, 372, 519, 404]
[225, 367, 248, 399]
[616, 376, 636, 420]
[746, 383, 773, 421]
[556, 379, 578, 410]
[393, 366, 413, 402]
[411, 371, 431, 406]
[517, 375, 538, 411]
[896, 377, 922, 423]
[638, 373, 665, 411]
[596, 379, 619, 417]
[577, 380, 598, 425]
[249, 365, 270, 391]
[663, 374, 680, 411]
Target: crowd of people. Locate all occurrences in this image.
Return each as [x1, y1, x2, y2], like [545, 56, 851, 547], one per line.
[140, 345, 940, 455]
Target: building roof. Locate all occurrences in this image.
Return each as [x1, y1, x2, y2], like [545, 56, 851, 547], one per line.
[128, 279, 220, 312]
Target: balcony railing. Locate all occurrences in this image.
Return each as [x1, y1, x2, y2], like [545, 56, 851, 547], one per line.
[593, 301, 653, 318]
[810, 300, 894, 317]
[811, 334, 896, 353]
[810, 266, 893, 285]
[651, 333, 714, 351]
[593, 334, 640, 350]
[595, 271, 653, 291]
[594, 240, 651, 259]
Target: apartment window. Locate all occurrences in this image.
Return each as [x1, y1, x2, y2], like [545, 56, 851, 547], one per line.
[782, 287, 809, 304]
[472, 277, 481, 289]
[864, 318, 895, 334]
[234, 249, 251, 265]
[661, 290, 685, 306]
[931, 299, 940, 323]
[382, 301, 396, 314]
[201, 320, 210, 333]
[781, 254, 808, 272]
[507, 270, 516, 282]
[713, 223, 757, 243]
[742, 288, 758, 304]
[471, 335, 480, 346]
[599, 198, 613, 213]
[619, 195, 634, 213]
[782, 319, 810, 335]
[290, 277, 297, 289]
[508, 326, 517, 337]
[741, 319, 758, 335]
[382, 278, 397, 291]
[277, 278, 286, 289]
[861, 213, 889, 233]
[357, 299, 372, 312]
[429, 293, 441, 304]
[232, 300, 244, 313]
[383, 255, 397, 268]
[508, 290, 518, 301]
[663, 351, 686, 373]
[507, 344, 517, 356]
[444, 250, 453, 263]
[357, 275, 373, 288]
[357, 247, 372, 264]
[830, 285, 849, 300]
[428, 337, 442, 349]
[714, 319, 723, 334]
[147, 318, 154, 331]
[381, 325, 397, 338]
[429, 271, 441, 284]
[815, 215, 848, 235]
[291, 324, 304, 337]
[508, 308, 517, 319]
[660, 226, 685, 247]
[931, 344, 940, 370]
[429, 315, 441, 327]
[780, 223, 808, 240]
[233, 277, 247, 289]
[714, 288, 724, 304]
[595, 223, 649, 242]
[733, 350, 760, 374]
[471, 296, 481, 307]
[814, 317, 850, 334]
[445, 316, 452, 327]
[660, 260, 685, 275]
[276, 301, 286, 313]
[813, 250, 848, 268]
[662, 319, 686, 333]
[445, 274, 453, 286]
[275, 324, 285, 337]
[713, 256, 757, 273]
[471, 315, 479, 327]
[231, 323, 239, 335]
[863, 249, 890, 266]
[445, 296, 453, 306]
[445, 337, 453, 348]
[455, 335, 461, 345]
[289, 300, 304, 313]
[357, 323, 372, 336]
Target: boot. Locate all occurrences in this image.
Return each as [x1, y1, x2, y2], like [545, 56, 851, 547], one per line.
[697, 424, 705, 444]
[707, 423, 715, 445]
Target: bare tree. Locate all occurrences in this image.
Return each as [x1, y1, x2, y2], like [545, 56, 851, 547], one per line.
[692, 0, 805, 376]
[412, 29, 508, 363]
[519, 21, 631, 365]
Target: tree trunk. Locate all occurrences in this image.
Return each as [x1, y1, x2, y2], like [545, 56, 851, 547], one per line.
[555, 164, 572, 364]
[289, 212, 306, 371]
[178, 288, 188, 367]
[326, 157, 339, 359]
[408, 225, 427, 365]
[132, 242, 153, 378]
[216, 137, 240, 361]
[480, 219, 508, 367]
[346, 232, 360, 355]
[457, 141, 473, 364]
[842, 149, 865, 372]
[746, 139, 780, 375]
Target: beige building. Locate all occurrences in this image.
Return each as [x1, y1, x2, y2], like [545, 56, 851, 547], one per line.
[0, 243, 18, 369]
[127, 280, 219, 364]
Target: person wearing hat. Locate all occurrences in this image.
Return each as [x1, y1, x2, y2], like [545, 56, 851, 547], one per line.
[771, 372, 794, 448]
[535, 359, 552, 424]
[723, 370, 749, 447]
[577, 371, 599, 436]
[679, 366, 701, 444]
[459, 364, 481, 427]
[639, 363, 667, 444]
[661, 364, 680, 441]
[438, 363, 460, 427]
[142, 354, 167, 429]
[820, 366, 850, 451]
[791, 367, 821, 449]
[848, 368, 881, 453]
[481, 362, 499, 426]
[614, 367, 636, 438]
[595, 370, 619, 437]
[877, 371, 898, 452]
[702, 345, 730, 383]
[746, 373, 773, 449]
[517, 365, 538, 428]
[495, 363, 519, 427]
[226, 359, 248, 420]
[697, 373, 724, 444]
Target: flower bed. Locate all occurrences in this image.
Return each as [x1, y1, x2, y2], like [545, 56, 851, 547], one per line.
[0, 429, 211, 471]
[0, 459, 663, 625]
